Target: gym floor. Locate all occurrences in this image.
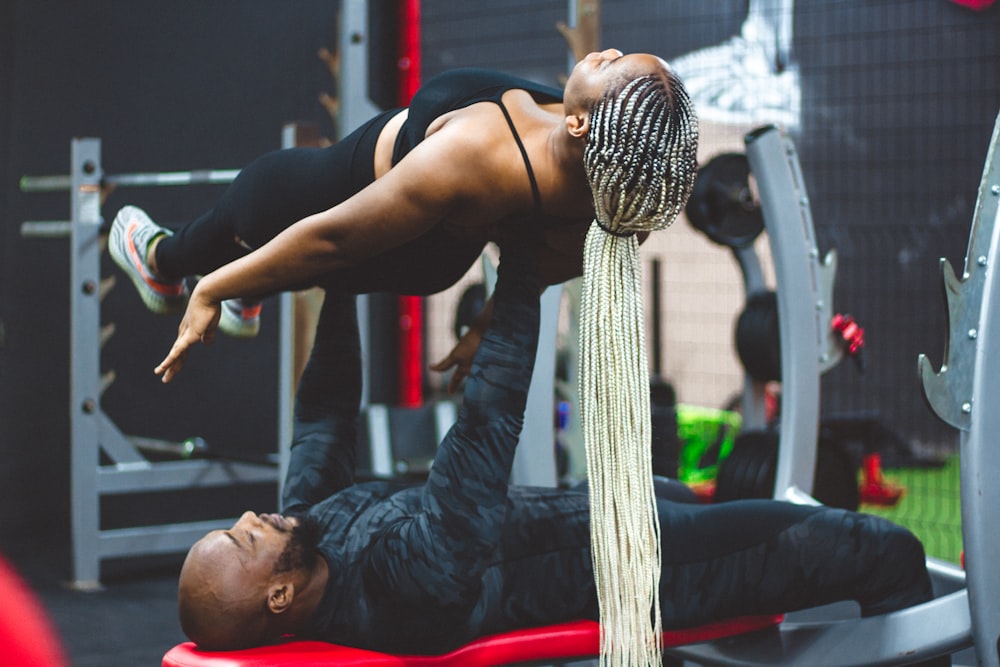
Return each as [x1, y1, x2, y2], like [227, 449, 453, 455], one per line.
[8, 542, 186, 667]
[863, 456, 964, 565]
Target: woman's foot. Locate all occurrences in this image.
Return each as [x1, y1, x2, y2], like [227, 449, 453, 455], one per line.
[218, 298, 262, 338]
[109, 206, 189, 314]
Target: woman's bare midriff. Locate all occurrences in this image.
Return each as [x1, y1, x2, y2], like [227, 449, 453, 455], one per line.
[373, 109, 409, 180]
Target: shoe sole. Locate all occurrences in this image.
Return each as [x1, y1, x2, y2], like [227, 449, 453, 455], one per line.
[218, 301, 261, 338]
[108, 206, 188, 315]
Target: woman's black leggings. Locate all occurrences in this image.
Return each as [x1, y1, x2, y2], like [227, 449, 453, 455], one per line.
[154, 109, 398, 286]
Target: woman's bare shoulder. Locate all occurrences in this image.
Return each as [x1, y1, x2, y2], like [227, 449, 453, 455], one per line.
[417, 105, 538, 206]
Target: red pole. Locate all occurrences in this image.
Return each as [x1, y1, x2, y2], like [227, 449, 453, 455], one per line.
[397, 0, 423, 407]
[397, 0, 421, 103]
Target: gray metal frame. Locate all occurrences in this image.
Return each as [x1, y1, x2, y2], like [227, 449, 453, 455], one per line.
[275, 125, 301, 503]
[511, 285, 562, 487]
[716, 126, 842, 494]
[919, 110, 1000, 667]
[664, 119, 1000, 665]
[744, 126, 843, 500]
[336, 0, 419, 473]
[731, 245, 770, 432]
[22, 138, 282, 589]
[338, 0, 380, 412]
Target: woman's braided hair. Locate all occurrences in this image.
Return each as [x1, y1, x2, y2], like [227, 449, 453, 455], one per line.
[578, 67, 698, 667]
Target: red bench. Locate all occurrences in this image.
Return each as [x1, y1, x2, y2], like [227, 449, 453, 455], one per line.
[163, 615, 782, 667]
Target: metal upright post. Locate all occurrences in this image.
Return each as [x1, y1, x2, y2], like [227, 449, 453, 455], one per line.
[276, 125, 299, 499]
[510, 286, 562, 487]
[338, 0, 383, 138]
[961, 160, 1000, 667]
[920, 109, 1000, 667]
[964, 162, 1000, 667]
[731, 245, 770, 431]
[745, 126, 841, 500]
[339, 0, 383, 412]
[69, 138, 105, 589]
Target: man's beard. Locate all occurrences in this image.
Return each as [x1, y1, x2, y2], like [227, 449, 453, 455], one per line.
[273, 514, 321, 574]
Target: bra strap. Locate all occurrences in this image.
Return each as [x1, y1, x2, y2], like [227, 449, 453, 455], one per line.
[496, 101, 543, 211]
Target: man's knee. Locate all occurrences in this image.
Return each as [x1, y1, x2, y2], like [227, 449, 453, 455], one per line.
[858, 516, 933, 616]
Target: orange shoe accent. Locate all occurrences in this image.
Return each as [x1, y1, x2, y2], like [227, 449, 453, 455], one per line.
[125, 223, 184, 297]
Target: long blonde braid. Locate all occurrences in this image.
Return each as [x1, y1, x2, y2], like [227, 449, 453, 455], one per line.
[579, 69, 698, 667]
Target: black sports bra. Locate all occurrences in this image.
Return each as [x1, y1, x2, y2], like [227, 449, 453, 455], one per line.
[392, 68, 563, 212]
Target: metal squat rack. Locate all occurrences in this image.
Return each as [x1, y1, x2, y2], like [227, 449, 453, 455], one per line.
[20, 139, 286, 590]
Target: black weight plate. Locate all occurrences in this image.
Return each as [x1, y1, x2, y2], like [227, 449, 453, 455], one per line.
[686, 153, 764, 248]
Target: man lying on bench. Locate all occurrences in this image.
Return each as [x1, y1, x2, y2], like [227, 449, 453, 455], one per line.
[176, 239, 946, 666]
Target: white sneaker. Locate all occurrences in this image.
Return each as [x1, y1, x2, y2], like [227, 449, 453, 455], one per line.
[108, 206, 189, 314]
[218, 298, 262, 338]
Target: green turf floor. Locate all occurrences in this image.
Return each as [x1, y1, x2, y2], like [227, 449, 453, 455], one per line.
[861, 455, 964, 564]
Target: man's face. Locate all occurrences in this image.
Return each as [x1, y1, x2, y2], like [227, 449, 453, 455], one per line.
[207, 511, 300, 584]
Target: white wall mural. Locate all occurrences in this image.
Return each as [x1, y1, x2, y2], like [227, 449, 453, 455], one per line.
[671, 0, 800, 129]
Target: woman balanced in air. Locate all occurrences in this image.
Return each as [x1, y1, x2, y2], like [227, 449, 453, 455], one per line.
[109, 49, 697, 382]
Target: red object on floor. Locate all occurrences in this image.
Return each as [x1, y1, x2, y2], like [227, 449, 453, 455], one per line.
[162, 615, 783, 667]
[0, 556, 68, 667]
[859, 453, 906, 507]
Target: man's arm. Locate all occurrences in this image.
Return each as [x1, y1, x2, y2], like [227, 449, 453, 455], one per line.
[426, 233, 541, 508]
[364, 232, 541, 605]
[281, 292, 362, 515]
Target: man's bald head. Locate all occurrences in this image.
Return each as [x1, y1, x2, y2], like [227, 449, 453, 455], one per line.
[178, 532, 269, 650]
[176, 511, 322, 650]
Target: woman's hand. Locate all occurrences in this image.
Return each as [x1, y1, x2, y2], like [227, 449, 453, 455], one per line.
[155, 288, 221, 383]
[430, 326, 484, 394]
[430, 295, 495, 393]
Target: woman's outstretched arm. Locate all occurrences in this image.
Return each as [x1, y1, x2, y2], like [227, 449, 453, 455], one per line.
[156, 113, 520, 382]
